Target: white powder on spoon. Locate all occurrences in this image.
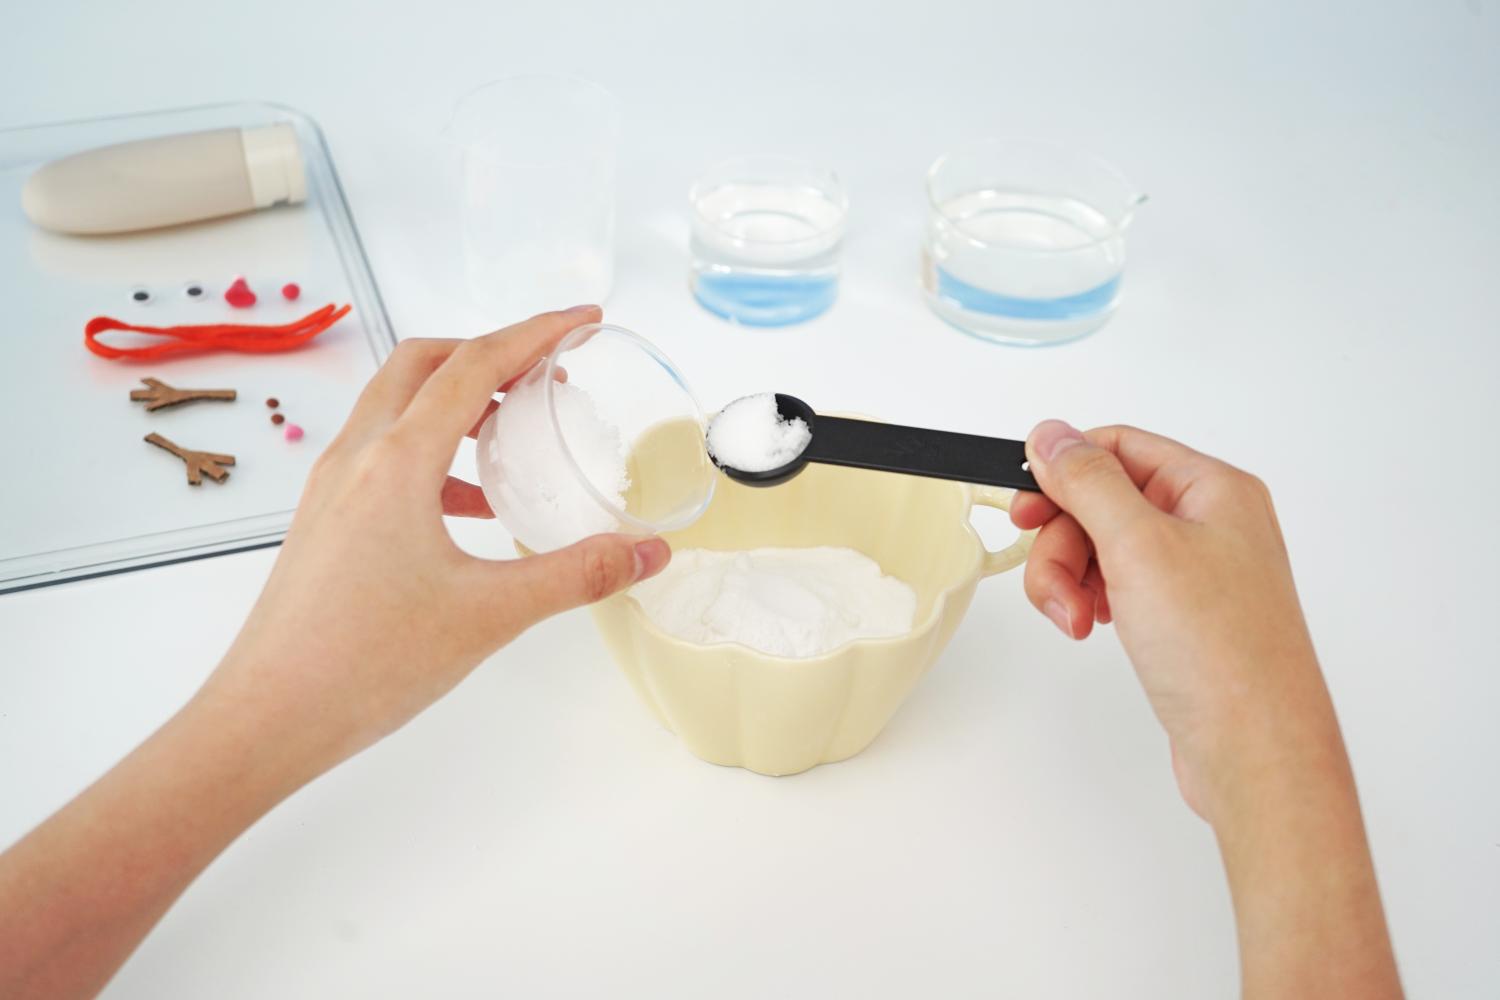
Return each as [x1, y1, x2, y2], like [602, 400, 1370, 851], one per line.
[707, 393, 812, 473]
[631, 546, 917, 658]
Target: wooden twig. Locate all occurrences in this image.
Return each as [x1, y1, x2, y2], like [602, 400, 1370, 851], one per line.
[144, 433, 235, 486]
[129, 377, 237, 412]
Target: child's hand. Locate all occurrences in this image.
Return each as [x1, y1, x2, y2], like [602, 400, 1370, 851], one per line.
[0, 307, 679, 1000]
[201, 305, 670, 780]
[1010, 421, 1322, 819]
[1012, 421, 1401, 998]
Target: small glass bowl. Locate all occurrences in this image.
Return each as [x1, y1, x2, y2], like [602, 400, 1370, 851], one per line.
[476, 324, 715, 552]
[688, 156, 849, 326]
[921, 139, 1145, 346]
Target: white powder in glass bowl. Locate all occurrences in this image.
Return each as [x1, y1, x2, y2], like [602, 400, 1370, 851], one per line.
[478, 376, 631, 552]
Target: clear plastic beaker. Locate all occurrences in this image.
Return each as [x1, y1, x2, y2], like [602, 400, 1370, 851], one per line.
[451, 76, 620, 323]
[921, 140, 1145, 346]
[689, 156, 848, 326]
[475, 324, 716, 553]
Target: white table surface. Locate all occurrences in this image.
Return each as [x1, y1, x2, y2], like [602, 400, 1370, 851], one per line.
[3, 2, 1498, 996]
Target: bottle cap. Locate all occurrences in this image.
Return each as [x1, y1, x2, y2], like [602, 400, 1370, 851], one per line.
[240, 123, 307, 209]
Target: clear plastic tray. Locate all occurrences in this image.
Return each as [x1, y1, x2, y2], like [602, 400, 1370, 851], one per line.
[0, 102, 395, 592]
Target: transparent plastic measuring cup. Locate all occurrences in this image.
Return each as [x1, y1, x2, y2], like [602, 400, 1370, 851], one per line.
[450, 76, 620, 324]
[921, 139, 1146, 346]
[475, 324, 716, 553]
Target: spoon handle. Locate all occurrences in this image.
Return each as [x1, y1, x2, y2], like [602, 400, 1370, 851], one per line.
[804, 416, 1039, 492]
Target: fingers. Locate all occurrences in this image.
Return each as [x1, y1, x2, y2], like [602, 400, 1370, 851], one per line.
[1023, 511, 1096, 640]
[398, 306, 601, 466]
[1019, 421, 1218, 638]
[1083, 561, 1111, 624]
[441, 477, 493, 518]
[1013, 424, 1209, 528]
[1083, 424, 1215, 491]
[490, 534, 671, 626]
[466, 400, 499, 441]
[1026, 420, 1159, 545]
[343, 338, 462, 439]
[345, 337, 573, 448]
[498, 363, 566, 395]
[1009, 490, 1060, 530]
[1083, 425, 1231, 517]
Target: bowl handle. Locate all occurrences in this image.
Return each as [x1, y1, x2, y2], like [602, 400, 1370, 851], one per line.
[972, 485, 1037, 578]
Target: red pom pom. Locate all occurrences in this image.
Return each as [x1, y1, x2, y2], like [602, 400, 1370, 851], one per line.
[281, 283, 301, 301]
[225, 277, 257, 308]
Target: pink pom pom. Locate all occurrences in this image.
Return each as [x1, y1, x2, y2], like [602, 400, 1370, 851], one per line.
[284, 423, 304, 442]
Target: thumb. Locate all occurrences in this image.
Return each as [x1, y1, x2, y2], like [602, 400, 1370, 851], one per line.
[502, 534, 672, 624]
[1026, 420, 1156, 541]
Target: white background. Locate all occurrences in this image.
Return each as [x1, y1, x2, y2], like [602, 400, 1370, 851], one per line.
[3, 1, 1498, 996]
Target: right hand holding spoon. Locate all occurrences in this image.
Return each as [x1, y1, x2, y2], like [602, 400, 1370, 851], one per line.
[1012, 420, 1402, 1000]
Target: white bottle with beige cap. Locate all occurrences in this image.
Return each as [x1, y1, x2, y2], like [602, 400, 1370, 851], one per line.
[22, 123, 306, 235]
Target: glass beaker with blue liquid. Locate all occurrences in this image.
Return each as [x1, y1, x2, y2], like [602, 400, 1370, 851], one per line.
[689, 156, 848, 326]
[922, 140, 1146, 346]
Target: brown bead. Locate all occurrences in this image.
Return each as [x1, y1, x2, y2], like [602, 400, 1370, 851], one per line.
[266, 397, 280, 409]
[271, 413, 285, 425]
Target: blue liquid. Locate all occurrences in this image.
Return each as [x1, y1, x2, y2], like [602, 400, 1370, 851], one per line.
[933, 266, 1121, 321]
[692, 270, 839, 327]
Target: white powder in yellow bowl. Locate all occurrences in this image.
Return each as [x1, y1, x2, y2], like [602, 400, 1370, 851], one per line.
[630, 546, 916, 658]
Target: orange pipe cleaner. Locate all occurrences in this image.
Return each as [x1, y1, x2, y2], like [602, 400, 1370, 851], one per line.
[85, 304, 351, 361]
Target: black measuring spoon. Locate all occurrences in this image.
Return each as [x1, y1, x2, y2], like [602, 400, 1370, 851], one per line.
[709, 394, 1039, 492]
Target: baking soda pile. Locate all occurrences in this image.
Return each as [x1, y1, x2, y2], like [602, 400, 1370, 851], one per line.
[706, 393, 812, 473]
[631, 546, 917, 658]
[481, 375, 630, 551]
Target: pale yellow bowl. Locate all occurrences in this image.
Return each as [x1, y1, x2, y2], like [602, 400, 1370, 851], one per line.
[587, 419, 1034, 776]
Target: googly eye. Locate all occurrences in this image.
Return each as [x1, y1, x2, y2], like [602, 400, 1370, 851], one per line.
[183, 282, 206, 300]
[130, 287, 153, 304]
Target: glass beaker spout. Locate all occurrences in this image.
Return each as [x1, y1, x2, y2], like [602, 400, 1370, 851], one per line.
[1119, 192, 1149, 230]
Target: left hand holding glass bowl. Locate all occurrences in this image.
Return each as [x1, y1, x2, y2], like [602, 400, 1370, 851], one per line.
[475, 322, 717, 553]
